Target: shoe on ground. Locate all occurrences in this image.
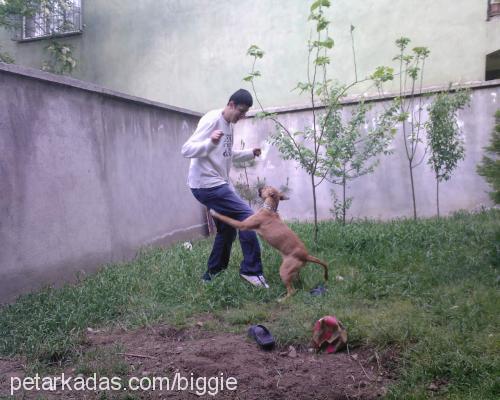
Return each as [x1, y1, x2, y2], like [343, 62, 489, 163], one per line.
[240, 274, 270, 289]
[202, 271, 211, 282]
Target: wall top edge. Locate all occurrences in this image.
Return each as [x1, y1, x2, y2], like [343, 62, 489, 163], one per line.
[247, 79, 500, 117]
[2, 61, 498, 119]
[0, 62, 203, 118]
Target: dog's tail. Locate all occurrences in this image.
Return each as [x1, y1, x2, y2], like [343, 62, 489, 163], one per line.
[306, 255, 328, 281]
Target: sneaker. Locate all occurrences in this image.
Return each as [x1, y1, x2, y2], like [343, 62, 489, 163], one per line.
[240, 274, 270, 289]
[202, 271, 212, 282]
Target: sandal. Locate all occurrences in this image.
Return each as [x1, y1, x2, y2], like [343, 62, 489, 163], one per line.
[247, 324, 275, 350]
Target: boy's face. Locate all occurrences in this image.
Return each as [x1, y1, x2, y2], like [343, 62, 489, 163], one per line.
[227, 101, 249, 123]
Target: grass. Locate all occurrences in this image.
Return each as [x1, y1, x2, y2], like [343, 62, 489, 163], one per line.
[0, 210, 498, 399]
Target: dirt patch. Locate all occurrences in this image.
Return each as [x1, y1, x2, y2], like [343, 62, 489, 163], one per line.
[0, 324, 396, 399]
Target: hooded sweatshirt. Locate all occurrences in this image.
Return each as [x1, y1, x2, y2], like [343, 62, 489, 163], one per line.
[181, 109, 254, 189]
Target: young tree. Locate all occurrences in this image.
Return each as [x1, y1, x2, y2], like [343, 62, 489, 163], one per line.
[245, 0, 389, 242]
[375, 38, 430, 219]
[323, 97, 397, 224]
[426, 89, 471, 216]
[477, 109, 500, 205]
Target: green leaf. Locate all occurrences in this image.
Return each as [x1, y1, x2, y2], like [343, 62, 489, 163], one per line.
[310, 0, 331, 12]
[397, 112, 409, 122]
[243, 70, 261, 82]
[317, 17, 329, 32]
[247, 45, 264, 58]
[313, 37, 334, 49]
[293, 82, 313, 93]
[371, 66, 394, 82]
[408, 66, 419, 79]
[402, 55, 413, 64]
[413, 46, 430, 58]
[314, 56, 330, 66]
[396, 37, 411, 50]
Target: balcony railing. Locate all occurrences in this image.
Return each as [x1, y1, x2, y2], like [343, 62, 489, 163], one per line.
[13, 1, 82, 41]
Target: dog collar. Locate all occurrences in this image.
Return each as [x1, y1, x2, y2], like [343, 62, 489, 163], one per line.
[262, 203, 278, 213]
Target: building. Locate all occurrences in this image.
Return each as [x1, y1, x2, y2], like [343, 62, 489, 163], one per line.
[1, 0, 499, 112]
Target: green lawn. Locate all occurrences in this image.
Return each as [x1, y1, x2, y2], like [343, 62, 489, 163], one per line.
[1, 210, 498, 399]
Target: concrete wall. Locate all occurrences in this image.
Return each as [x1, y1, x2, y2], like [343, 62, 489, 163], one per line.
[1, 0, 499, 112]
[232, 81, 500, 221]
[0, 63, 204, 304]
[1, 61, 497, 304]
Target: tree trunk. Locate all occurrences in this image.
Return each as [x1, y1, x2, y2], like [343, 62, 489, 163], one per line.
[244, 166, 251, 207]
[436, 177, 440, 218]
[342, 177, 346, 225]
[409, 164, 417, 220]
[311, 174, 318, 244]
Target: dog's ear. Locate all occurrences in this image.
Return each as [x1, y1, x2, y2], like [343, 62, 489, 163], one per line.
[279, 192, 290, 200]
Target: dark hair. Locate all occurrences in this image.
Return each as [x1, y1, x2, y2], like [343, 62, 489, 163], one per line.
[228, 89, 253, 107]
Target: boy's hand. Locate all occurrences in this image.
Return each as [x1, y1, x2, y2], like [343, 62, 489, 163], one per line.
[210, 130, 224, 144]
[253, 148, 262, 157]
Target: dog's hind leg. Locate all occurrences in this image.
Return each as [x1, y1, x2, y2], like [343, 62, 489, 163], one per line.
[279, 257, 304, 301]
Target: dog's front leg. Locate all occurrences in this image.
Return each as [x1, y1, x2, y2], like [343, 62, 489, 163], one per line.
[210, 210, 260, 231]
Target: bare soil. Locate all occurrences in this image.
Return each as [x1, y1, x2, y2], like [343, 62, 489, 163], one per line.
[0, 324, 397, 399]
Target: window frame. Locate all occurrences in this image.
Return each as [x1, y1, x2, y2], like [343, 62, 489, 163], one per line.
[15, 0, 83, 42]
[488, 0, 500, 19]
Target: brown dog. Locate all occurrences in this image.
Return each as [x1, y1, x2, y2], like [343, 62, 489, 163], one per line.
[210, 186, 328, 299]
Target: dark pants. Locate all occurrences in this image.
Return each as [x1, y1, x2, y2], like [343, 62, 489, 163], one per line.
[191, 184, 263, 276]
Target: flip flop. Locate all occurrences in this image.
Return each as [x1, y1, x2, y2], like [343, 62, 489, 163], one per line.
[310, 284, 327, 296]
[248, 324, 275, 350]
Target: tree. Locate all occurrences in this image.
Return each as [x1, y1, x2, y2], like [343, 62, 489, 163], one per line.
[245, 0, 395, 242]
[426, 89, 471, 216]
[477, 110, 500, 204]
[324, 96, 397, 224]
[375, 38, 430, 219]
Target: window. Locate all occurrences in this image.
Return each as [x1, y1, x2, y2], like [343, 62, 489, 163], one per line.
[486, 50, 500, 81]
[489, 0, 500, 18]
[16, 0, 82, 41]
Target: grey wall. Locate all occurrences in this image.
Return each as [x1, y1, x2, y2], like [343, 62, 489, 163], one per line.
[0, 63, 204, 304]
[1, 61, 497, 304]
[233, 82, 500, 221]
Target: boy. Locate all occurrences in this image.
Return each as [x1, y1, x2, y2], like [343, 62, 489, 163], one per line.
[181, 89, 268, 288]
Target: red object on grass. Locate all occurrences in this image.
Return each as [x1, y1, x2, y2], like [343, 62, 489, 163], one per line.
[312, 315, 347, 353]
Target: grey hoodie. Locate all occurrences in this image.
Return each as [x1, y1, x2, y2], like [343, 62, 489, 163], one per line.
[181, 109, 254, 188]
